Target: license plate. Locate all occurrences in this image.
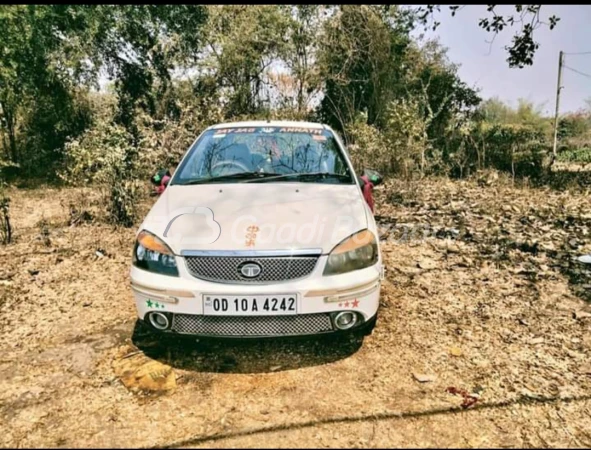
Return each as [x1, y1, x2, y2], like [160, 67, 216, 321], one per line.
[202, 295, 298, 316]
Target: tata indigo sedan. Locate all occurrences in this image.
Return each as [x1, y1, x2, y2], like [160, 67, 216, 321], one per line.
[130, 121, 383, 339]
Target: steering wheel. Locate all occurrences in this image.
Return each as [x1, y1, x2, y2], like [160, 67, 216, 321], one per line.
[210, 160, 251, 176]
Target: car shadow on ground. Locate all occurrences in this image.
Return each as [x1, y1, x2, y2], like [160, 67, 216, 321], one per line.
[130, 320, 365, 374]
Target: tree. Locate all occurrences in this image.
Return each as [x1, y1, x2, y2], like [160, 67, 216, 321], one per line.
[0, 6, 96, 170]
[0, 5, 208, 173]
[201, 5, 291, 117]
[317, 5, 413, 136]
[94, 6, 208, 139]
[281, 5, 325, 115]
[405, 40, 481, 158]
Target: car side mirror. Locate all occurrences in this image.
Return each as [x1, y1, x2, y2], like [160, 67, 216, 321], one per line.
[364, 168, 384, 186]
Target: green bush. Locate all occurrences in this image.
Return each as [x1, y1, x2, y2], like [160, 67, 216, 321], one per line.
[107, 178, 142, 228]
[557, 147, 591, 164]
[62, 121, 142, 227]
[345, 118, 392, 174]
[346, 101, 430, 179]
[135, 106, 223, 176]
[483, 123, 550, 178]
[558, 112, 591, 140]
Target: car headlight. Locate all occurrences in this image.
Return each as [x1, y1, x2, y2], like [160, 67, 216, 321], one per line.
[323, 229, 379, 276]
[132, 230, 179, 277]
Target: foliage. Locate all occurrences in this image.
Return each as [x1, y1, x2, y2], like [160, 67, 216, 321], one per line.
[135, 106, 222, 175]
[89, 5, 209, 138]
[60, 78, 226, 227]
[413, 5, 560, 68]
[201, 5, 291, 118]
[443, 98, 554, 178]
[477, 97, 551, 134]
[62, 121, 132, 184]
[64, 191, 94, 227]
[558, 111, 591, 140]
[62, 120, 141, 227]
[404, 39, 481, 174]
[554, 111, 591, 164]
[0, 5, 208, 173]
[557, 147, 591, 164]
[0, 6, 97, 175]
[281, 5, 324, 114]
[317, 5, 412, 134]
[107, 178, 142, 228]
[346, 91, 554, 179]
[341, 36, 481, 179]
[481, 123, 549, 178]
[347, 101, 431, 180]
[0, 4, 569, 188]
[345, 118, 391, 174]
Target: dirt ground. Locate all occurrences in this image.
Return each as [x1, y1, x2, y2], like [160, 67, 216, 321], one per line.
[1, 174, 591, 448]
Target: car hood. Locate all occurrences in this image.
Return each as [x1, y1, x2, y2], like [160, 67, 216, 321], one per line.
[139, 183, 369, 254]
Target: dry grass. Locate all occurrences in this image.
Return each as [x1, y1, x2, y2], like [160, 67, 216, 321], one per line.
[0, 176, 590, 448]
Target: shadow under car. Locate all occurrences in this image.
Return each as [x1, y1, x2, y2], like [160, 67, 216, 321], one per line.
[130, 319, 367, 374]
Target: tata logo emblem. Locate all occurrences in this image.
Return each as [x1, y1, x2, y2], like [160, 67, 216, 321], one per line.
[239, 262, 262, 278]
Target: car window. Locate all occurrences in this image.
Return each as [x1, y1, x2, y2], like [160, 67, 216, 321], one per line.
[171, 126, 355, 185]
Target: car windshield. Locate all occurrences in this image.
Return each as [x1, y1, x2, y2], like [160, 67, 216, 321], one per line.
[171, 126, 355, 185]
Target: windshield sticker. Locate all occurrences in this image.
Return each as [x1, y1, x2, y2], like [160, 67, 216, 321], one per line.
[215, 127, 256, 135]
[313, 135, 327, 142]
[214, 127, 323, 135]
[278, 127, 323, 135]
[212, 133, 226, 138]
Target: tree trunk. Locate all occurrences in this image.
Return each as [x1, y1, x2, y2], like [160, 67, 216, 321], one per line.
[511, 144, 516, 184]
[0, 100, 18, 163]
[297, 78, 304, 114]
[297, 42, 305, 114]
[420, 147, 425, 177]
[0, 198, 11, 245]
[7, 118, 17, 163]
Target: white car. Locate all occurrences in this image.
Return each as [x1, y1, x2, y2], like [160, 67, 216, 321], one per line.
[130, 121, 383, 340]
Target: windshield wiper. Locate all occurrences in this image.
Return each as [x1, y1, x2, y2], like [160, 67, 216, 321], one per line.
[243, 172, 352, 184]
[176, 172, 283, 185]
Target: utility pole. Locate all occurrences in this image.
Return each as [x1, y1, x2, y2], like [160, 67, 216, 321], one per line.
[552, 50, 564, 158]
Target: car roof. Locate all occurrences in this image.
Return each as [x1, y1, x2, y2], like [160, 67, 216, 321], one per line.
[207, 120, 328, 130]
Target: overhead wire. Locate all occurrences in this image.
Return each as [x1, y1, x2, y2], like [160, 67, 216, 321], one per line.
[563, 64, 591, 80]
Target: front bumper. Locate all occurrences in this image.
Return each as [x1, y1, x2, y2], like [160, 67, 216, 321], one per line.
[129, 257, 382, 339]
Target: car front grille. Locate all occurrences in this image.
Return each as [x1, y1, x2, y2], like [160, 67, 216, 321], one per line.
[184, 255, 319, 284]
[170, 313, 333, 337]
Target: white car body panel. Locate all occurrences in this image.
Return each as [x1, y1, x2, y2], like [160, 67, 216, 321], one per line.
[140, 183, 369, 254]
[130, 120, 383, 338]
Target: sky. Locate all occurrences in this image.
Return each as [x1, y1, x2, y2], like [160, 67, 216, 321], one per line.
[420, 5, 591, 115]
